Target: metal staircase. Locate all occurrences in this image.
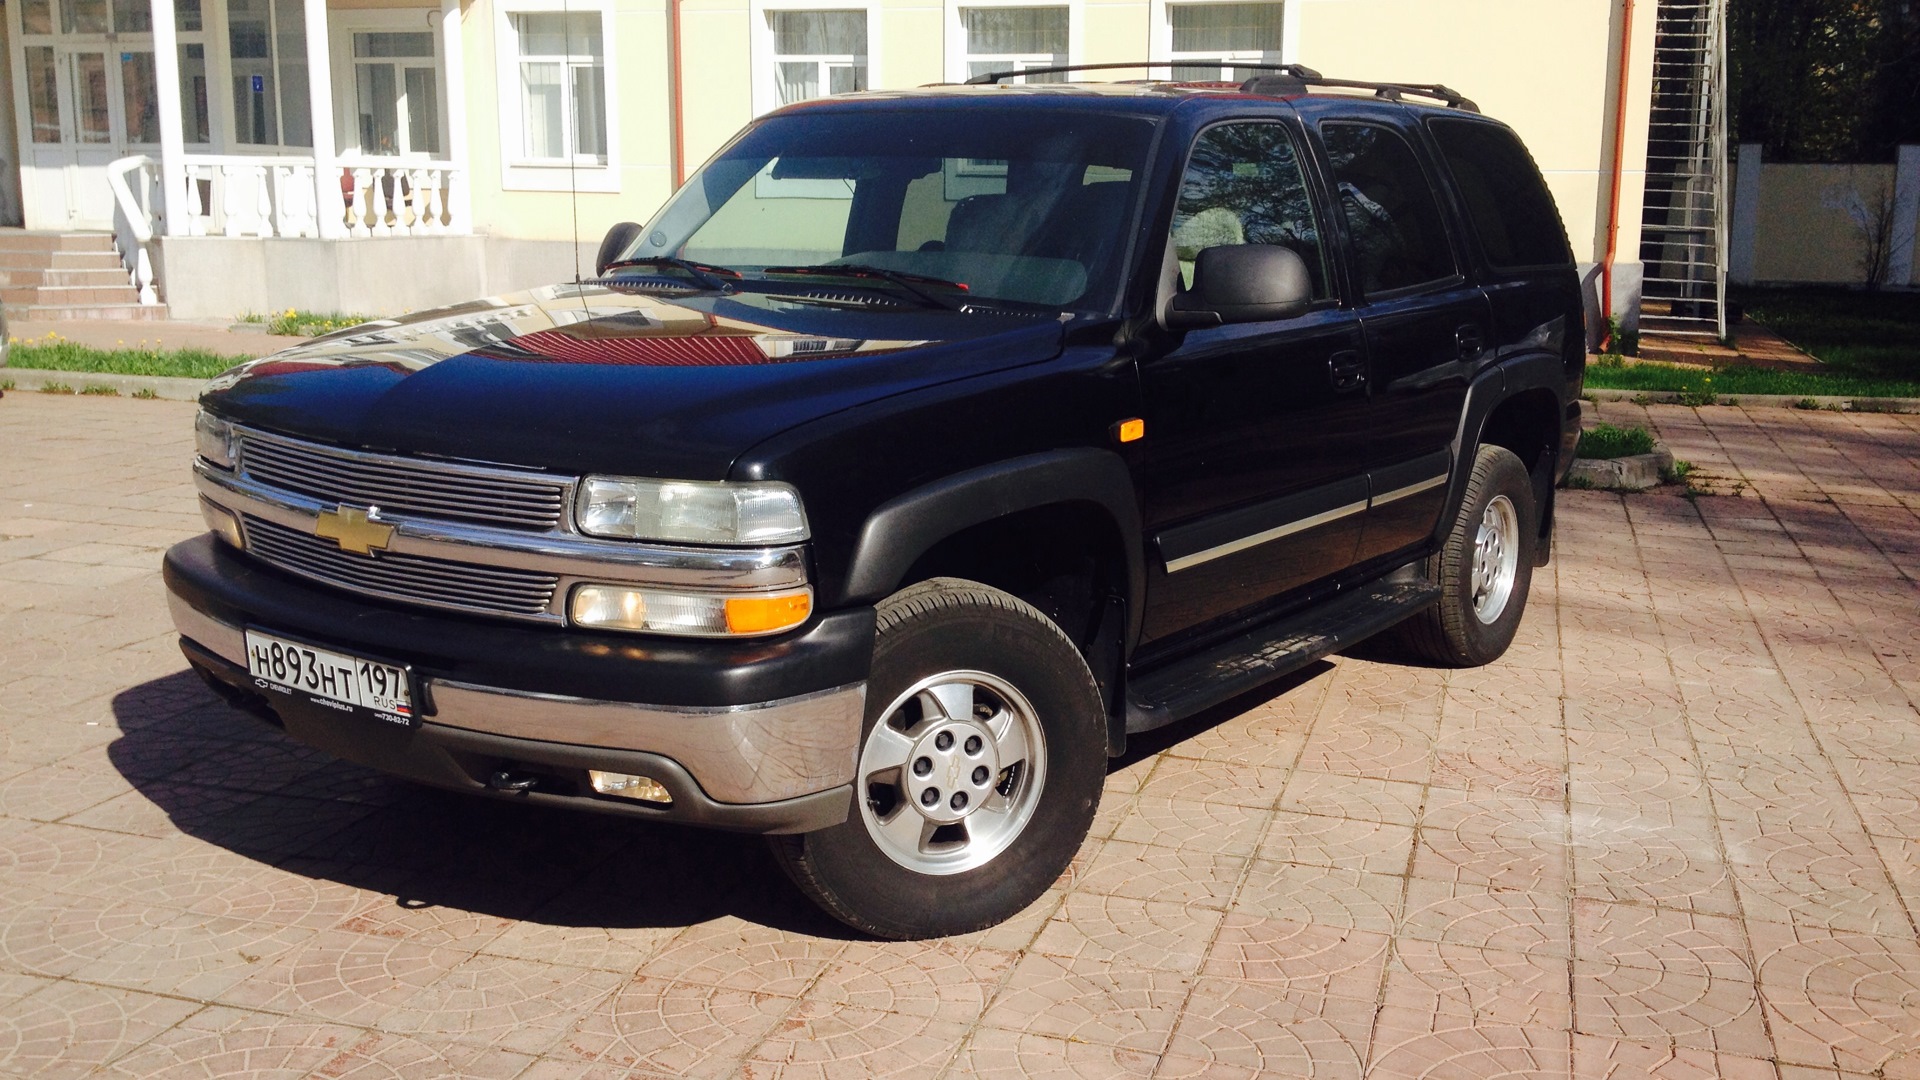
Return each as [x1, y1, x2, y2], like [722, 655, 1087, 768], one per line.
[1636, 0, 1728, 339]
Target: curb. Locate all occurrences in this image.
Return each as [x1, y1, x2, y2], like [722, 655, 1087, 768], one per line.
[1585, 388, 1920, 414]
[0, 367, 207, 402]
[1566, 444, 1675, 492]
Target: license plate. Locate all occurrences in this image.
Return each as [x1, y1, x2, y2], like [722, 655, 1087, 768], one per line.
[243, 629, 417, 729]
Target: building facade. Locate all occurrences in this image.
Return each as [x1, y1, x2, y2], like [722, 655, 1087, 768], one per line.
[2, 0, 1663, 321]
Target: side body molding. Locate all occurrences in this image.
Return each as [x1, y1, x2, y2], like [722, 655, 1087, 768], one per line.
[841, 448, 1148, 647]
[1439, 352, 1569, 555]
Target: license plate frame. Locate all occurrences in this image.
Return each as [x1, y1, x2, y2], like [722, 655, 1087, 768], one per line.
[242, 627, 419, 730]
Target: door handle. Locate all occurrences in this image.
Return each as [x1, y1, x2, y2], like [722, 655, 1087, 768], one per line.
[1456, 325, 1486, 359]
[1328, 351, 1366, 392]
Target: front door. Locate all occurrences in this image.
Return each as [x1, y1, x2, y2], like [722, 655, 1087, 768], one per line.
[1136, 117, 1370, 649]
[12, 0, 161, 228]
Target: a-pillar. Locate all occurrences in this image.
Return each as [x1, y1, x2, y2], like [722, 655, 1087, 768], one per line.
[304, 0, 347, 238]
[149, 0, 187, 236]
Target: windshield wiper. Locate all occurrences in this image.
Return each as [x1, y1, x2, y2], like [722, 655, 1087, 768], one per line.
[761, 264, 971, 311]
[600, 256, 740, 293]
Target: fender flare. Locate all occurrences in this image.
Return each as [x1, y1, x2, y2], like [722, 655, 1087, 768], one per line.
[1437, 353, 1568, 550]
[841, 448, 1147, 648]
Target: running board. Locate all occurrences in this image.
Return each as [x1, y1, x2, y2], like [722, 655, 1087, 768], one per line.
[1124, 579, 1440, 734]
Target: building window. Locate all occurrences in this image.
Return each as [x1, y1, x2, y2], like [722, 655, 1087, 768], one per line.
[180, 43, 211, 144]
[1167, 2, 1282, 82]
[961, 6, 1067, 83]
[351, 31, 442, 156]
[769, 10, 867, 105]
[227, 0, 313, 147]
[510, 12, 605, 163]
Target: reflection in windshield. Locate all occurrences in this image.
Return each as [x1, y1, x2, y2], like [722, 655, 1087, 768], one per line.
[627, 107, 1157, 314]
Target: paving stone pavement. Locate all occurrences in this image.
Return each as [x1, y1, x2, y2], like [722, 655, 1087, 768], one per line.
[3, 391, 1920, 1079]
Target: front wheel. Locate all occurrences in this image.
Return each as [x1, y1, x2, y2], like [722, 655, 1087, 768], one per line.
[1396, 444, 1537, 667]
[771, 578, 1106, 939]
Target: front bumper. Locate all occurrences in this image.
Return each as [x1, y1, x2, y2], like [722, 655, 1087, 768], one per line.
[165, 534, 874, 833]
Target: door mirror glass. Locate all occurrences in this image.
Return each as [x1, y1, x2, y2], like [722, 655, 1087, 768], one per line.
[1167, 243, 1312, 328]
[595, 220, 642, 276]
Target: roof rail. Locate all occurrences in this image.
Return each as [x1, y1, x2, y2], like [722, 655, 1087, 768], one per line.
[962, 61, 1322, 85]
[1239, 73, 1479, 112]
[958, 60, 1479, 113]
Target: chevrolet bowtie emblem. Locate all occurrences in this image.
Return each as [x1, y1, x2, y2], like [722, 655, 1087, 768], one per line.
[315, 505, 395, 555]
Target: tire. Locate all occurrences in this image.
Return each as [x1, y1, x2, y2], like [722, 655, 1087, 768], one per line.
[771, 577, 1106, 939]
[1397, 444, 1537, 667]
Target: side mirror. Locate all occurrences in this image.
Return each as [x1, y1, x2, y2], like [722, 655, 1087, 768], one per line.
[1164, 244, 1313, 330]
[594, 221, 644, 277]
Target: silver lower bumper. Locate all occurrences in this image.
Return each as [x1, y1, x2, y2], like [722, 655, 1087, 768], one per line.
[169, 593, 865, 805]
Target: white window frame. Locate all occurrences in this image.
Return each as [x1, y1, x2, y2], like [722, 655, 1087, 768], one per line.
[329, 10, 449, 160]
[749, 0, 881, 118]
[943, 0, 1082, 86]
[493, 0, 618, 192]
[1147, 0, 1297, 79]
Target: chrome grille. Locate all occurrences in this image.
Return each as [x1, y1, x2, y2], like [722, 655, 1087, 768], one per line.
[242, 515, 560, 620]
[237, 429, 570, 531]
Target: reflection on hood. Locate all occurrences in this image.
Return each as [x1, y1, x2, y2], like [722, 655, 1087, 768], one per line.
[208, 282, 930, 389]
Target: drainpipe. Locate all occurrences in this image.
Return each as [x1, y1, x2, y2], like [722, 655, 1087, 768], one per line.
[669, 0, 687, 188]
[1601, 0, 1635, 350]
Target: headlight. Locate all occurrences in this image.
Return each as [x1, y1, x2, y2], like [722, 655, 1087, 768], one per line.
[575, 477, 808, 545]
[570, 584, 812, 636]
[194, 410, 234, 468]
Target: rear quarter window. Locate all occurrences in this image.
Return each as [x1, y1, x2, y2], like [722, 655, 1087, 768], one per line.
[1427, 118, 1573, 270]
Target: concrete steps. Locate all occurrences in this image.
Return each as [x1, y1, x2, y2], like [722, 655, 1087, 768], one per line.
[0, 229, 169, 322]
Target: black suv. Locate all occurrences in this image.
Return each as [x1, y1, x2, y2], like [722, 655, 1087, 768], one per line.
[166, 67, 1583, 939]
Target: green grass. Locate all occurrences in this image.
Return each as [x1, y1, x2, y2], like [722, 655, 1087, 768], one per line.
[1583, 359, 1920, 399]
[1576, 422, 1656, 459]
[1738, 287, 1920, 382]
[8, 339, 244, 379]
[263, 310, 372, 337]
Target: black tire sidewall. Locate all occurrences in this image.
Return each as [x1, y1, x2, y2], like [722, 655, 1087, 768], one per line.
[1441, 447, 1536, 664]
[794, 583, 1105, 938]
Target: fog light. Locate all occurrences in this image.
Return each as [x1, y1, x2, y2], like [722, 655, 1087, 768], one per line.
[570, 584, 812, 637]
[589, 770, 672, 804]
[200, 497, 244, 549]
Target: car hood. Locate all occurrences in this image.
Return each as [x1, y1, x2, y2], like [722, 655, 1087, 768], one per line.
[202, 283, 1066, 480]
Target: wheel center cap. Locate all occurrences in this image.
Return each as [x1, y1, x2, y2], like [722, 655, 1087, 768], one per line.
[903, 719, 1000, 825]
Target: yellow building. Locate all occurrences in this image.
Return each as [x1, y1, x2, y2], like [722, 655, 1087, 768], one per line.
[3, 0, 1673, 323]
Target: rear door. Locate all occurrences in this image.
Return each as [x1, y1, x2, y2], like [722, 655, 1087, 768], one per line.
[1135, 118, 1371, 647]
[1307, 112, 1488, 565]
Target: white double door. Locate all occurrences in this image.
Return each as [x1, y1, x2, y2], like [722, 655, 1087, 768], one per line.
[17, 29, 159, 228]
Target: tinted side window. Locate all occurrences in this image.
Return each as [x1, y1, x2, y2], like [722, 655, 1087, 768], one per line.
[1171, 122, 1330, 298]
[1428, 118, 1573, 270]
[1321, 122, 1456, 294]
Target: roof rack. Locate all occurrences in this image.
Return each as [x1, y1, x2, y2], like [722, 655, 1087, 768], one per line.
[960, 61, 1479, 113]
[1238, 72, 1479, 112]
[963, 61, 1322, 86]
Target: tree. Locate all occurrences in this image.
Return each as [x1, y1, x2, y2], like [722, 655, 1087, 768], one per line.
[1730, 0, 1920, 162]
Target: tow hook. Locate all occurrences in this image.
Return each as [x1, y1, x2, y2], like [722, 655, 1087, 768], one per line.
[488, 770, 539, 792]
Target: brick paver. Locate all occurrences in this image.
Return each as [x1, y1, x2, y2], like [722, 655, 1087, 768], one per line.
[3, 391, 1919, 1078]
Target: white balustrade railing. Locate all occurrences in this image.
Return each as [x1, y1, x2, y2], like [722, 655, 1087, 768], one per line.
[178, 154, 467, 239]
[105, 155, 162, 305]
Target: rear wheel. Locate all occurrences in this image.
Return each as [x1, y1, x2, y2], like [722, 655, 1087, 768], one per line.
[1397, 444, 1536, 667]
[771, 578, 1105, 939]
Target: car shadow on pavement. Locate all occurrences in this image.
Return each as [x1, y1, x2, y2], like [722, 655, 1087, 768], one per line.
[107, 671, 861, 940]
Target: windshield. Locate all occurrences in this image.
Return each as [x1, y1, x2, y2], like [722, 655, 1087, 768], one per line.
[625, 107, 1159, 314]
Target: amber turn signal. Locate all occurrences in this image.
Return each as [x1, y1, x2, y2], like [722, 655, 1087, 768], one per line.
[1114, 418, 1145, 443]
[724, 591, 813, 634]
